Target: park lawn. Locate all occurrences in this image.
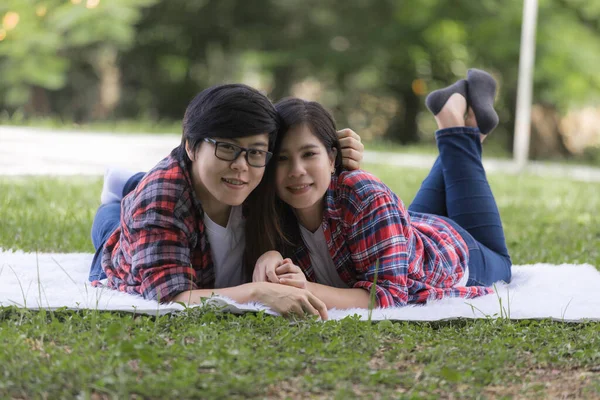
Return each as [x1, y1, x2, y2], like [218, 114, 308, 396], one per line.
[1, 164, 599, 399]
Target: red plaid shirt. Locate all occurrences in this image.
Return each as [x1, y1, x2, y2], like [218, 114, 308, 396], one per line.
[291, 170, 493, 307]
[101, 149, 216, 302]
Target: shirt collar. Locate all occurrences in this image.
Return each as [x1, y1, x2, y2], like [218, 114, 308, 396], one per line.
[174, 147, 205, 216]
[323, 174, 342, 221]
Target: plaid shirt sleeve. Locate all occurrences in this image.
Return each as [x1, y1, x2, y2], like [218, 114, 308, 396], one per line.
[127, 204, 198, 302]
[103, 158, 200, 303]
[341, 187, 413, 307]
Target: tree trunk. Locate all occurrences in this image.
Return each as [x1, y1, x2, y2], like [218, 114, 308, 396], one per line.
[25, 86, 51, 116]
[385, 88, 420, 144]
[92, 46, 121, 119]
[270, 65, 295, 102]
[529, 104, 571, 159]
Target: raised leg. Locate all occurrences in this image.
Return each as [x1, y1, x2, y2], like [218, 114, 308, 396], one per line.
[436, 128, 509, 258]
[408, 157, 447, 217]
[428, 78, 511, 285]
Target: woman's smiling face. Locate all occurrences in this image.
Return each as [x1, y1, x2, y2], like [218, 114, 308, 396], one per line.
[275, 124, 336, 228]
[187, 133, 270, 222]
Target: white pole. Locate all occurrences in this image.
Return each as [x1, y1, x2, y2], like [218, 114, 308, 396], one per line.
[513, 0, 539, 170]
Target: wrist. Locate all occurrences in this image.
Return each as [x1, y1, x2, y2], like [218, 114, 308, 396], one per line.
[247, 281, 265, 302]
[258, 250, 283, 263]
[270, 250, 284, 261]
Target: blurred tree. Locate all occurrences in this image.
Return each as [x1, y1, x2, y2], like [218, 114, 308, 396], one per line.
[117, 0, 240, 120]
[235, 0, 474, 143]
[463, 0, 600, 157]
[247, 0, 600, 155]
[0, 0, 157, 120]
[2, 0, 600, 159]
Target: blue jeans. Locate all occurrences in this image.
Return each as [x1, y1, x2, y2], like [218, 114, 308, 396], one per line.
[408, 127, 512, 286]
[89, 172, 146, 281]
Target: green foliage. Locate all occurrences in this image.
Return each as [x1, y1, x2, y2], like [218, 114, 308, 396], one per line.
[3, 1, 600, 150]
[536, 2, 600, 108]
[0, 0, 157, 106]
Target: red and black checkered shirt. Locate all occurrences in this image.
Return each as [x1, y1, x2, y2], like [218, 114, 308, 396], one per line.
[101, 149, 216, 302]
[291, 170, 493, 307]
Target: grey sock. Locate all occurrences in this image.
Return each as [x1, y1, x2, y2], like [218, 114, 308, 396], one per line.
[467, 69, 499, 135]
[425, 79, 468, 116]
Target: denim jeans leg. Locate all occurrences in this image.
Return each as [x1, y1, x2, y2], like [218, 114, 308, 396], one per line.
[89, 202, 121, 281]
[408, 157, 447, 217]
[444, 216, 512, 286]
[464, 245, 512, 287]
[436, 127, 512, 285]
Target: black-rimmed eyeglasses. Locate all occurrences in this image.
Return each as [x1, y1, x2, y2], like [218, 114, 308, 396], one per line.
[204, 138, 273, 167]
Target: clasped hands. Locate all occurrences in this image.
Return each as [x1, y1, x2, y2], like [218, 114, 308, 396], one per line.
[252, 251, 328, 320]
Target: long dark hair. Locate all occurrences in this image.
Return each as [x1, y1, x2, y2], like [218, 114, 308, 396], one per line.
[244, 98, 342, 274]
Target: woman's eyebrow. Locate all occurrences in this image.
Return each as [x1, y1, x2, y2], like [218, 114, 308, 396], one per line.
[213, 138, 268, 148]
[279, 143, 319, 153]
[249, 142, 268, 148]
[299, 144, 319, 150]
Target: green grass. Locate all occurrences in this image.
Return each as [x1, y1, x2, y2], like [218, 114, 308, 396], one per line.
[1, 309, 599, 399]
[365, 133, 513, 160]
[0, 177, 101, 253]
[1, 164, 600, 398]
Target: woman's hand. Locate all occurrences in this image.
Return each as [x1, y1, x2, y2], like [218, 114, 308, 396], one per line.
[252, 250, 284, 283]
[337, 128, 364, 171]
[275, 259, 308, 290]
[252, 282, 328, 320]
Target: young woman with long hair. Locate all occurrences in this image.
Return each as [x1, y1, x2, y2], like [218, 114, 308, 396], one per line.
[248, 70, 512, 310]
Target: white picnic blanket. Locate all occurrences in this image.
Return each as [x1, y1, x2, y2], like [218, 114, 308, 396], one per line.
[1, 250, 598, 322]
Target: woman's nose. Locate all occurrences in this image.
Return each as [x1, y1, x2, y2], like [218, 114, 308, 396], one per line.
[288, 158, 306, 177]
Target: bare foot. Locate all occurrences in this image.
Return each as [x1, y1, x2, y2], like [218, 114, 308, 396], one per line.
[465, 107, 487, 143]
[434, 93, 467, 130]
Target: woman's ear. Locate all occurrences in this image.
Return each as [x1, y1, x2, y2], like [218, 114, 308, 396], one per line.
[185, 140, 195, 162]
[329, 147, 338, 173]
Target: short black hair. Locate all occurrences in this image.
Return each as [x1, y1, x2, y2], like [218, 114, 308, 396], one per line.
[178, 84, 279, 163]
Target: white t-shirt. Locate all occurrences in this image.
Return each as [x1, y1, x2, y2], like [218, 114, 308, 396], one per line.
[299, 224, 348, 288]
[204, 205, 245, 289]
[456, 262, 469, 287]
